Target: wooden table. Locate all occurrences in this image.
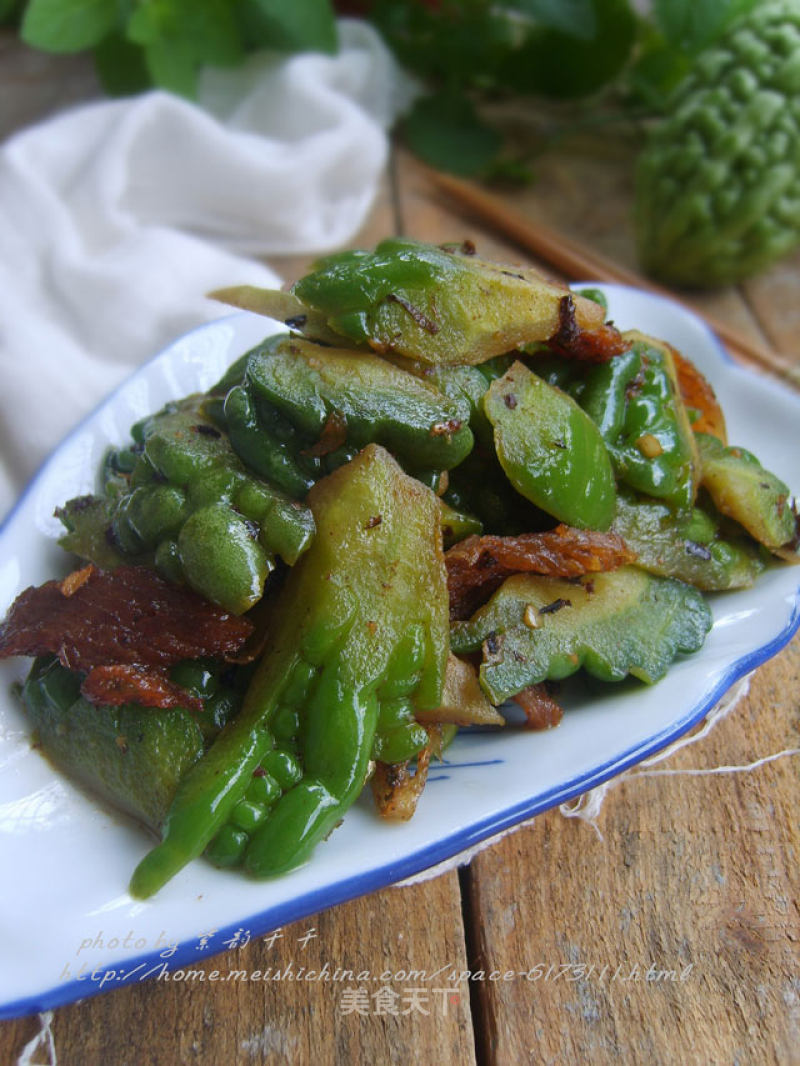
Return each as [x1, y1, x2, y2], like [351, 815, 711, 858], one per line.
[1, 35, 798, 1066]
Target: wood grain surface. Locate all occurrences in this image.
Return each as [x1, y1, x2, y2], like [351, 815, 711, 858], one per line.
[1, 33, 798, 1066]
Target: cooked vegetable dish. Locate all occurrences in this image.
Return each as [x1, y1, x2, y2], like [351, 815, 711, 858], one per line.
[1, 238, 797, 898]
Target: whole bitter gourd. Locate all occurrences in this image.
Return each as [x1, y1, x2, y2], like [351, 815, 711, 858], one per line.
[635, 0, 800, 287]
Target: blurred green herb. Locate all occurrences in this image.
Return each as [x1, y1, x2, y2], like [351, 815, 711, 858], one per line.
[16, 0, 338, 98]
[0, 0, 23, 20]
[7, 0, 764, 179]
[365, 0, 763, 179]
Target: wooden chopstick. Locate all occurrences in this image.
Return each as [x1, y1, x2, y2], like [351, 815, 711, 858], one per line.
[427, 169, 800, 388]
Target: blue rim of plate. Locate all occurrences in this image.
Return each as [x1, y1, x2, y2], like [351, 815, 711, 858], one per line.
[1, 285, 799, 1019]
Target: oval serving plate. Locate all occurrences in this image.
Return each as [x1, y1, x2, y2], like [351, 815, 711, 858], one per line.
[1, 285, 798, 1019]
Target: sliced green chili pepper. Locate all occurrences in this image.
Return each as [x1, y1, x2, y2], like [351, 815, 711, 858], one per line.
[484, 360, 617, 531]
[578, 332, 699, 514]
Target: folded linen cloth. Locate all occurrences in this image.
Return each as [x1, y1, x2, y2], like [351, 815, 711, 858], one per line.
[0, 20, 413, 521]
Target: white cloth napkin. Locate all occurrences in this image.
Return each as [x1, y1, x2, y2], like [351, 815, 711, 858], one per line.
[0, 20, 414, 521]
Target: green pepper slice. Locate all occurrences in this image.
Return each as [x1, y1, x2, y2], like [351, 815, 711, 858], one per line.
[484, 360, 616, 531]
[578, 332, 699, 514]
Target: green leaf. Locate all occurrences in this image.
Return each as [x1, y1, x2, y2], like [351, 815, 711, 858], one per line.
[141, 38, 200, 97]
[93, 33, 152, 95]
[371, 1, 517, 87]
[503, 0, 636, 98]
[625, 34, 690, 112]
[21, 0, 118, 53]
[127, 0, 244, 96]
[237, 0, 337, 54]
[402, 92, 503, 178]
[504, 0, 597, 41]
[0, 0, 23, 24]
[653, 0, 758, 54]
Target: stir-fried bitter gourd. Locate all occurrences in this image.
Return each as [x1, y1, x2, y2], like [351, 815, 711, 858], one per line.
[130, 444, 448, 895]
[611, 488, 766, 590]
[696, 433, 798, 552]
[4, 236, 798, 902]
[21, 656, 246, 830]
[220, 333, 475, 498]
[58, 397, 315, 614]
[451, 567, 712, 705]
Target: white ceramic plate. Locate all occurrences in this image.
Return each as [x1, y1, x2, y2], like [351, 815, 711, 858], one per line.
[1, 286, 798, 1019]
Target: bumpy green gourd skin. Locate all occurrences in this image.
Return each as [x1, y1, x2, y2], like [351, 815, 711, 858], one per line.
[204, 748, 303, 868]
[129, 445, 449, 896]
[612, 487, 766, 590]
[57, 396, 315, 614]
[228, 333, 474, 491]
[635, 0, 800, 286]
[450, 568, 712, 705]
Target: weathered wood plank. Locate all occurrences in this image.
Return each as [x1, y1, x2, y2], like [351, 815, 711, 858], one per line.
[0, 878, 476, 1066]
[742, 256, 800, 361]
[0, 31, 99, 142]
[464, 635, 800, 1064]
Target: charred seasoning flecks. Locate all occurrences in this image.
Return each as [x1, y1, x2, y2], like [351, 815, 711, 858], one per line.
[547, 294, 631, 363]
[685, 541, 713, 560]
[539, 597, 572, 615]
[439, 239, 476, 257]
[385, 293, 440, 335]
[430, 419, 463, 437]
